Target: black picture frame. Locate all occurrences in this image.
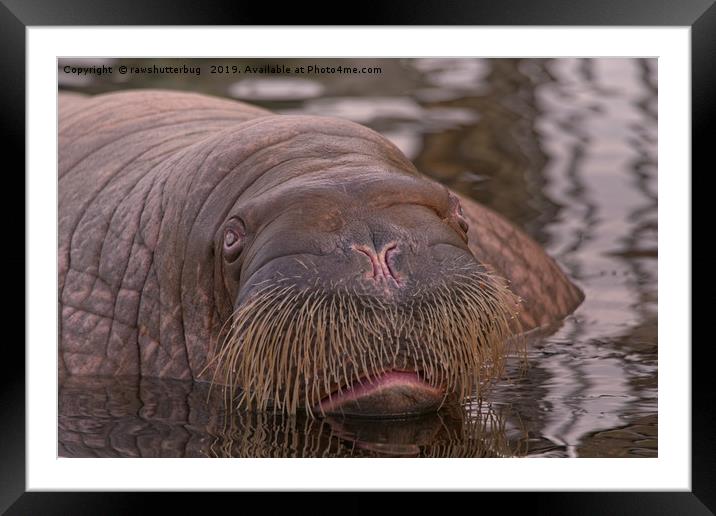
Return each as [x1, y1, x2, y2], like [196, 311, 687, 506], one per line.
[4, 1, 712, 513]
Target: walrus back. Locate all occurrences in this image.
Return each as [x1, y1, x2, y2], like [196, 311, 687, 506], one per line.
[459, 196, 584, 330]
[58, 90, 271, 377]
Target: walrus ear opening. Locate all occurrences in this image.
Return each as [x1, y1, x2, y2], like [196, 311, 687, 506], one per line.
[223, 217, 246, 263]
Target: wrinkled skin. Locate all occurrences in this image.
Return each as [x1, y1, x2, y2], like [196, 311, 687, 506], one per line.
[58, 90, 583, 415]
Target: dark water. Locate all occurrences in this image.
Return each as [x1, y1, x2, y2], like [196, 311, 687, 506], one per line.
[58, 58, 657, 458]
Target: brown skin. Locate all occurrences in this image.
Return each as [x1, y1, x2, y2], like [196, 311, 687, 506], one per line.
[58, 89, 583, 414]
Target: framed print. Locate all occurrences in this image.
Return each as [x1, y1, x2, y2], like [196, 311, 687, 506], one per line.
[4, 0, 712, 513]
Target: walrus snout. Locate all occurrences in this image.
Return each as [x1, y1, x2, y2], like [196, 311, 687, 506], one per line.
[315, 371, 446, 418]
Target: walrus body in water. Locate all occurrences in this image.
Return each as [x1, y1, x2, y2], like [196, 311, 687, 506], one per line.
[59, 89, 583, 417]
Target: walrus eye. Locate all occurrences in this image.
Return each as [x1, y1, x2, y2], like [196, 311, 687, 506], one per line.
[223, 217, 246, 262]
[225, 230, 239, 246]
[447, 193, 469, 242]
[455, 215, 469, 243]
[457, 215, 469, 234]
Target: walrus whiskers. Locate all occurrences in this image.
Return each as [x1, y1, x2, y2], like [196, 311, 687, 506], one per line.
[204, 267, 523, 416]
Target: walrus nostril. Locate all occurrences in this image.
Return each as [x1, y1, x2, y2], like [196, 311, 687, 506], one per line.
[383, 244, 400, 284]
[352, 243, 401, 285]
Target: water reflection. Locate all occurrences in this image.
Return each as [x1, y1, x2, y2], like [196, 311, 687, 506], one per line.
[57, 57, 657, 457]
[59, 376, 523, 458]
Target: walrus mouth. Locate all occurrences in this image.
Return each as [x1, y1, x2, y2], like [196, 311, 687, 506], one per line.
[315, 370, 447, 418]
[206, 265, 522, 417]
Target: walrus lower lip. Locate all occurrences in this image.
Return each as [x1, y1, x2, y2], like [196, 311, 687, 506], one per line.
[316, 371, 446, 418]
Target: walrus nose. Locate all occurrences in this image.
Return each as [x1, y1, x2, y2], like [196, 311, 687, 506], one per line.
[352, 243, 401, 285]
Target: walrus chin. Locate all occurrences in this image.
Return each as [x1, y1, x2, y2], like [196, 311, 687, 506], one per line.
[204, 264, 523, 418]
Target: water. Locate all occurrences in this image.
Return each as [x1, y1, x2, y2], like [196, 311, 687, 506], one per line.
[58, 58, 657, 458]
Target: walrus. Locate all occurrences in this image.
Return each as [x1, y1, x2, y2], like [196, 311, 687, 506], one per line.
[58, 89, 583, 418]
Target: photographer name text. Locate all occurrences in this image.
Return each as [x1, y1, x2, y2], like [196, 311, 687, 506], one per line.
[61, 63, 383, 77]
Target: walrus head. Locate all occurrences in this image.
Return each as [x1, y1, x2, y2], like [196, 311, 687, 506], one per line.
[200, 115, 521, 417]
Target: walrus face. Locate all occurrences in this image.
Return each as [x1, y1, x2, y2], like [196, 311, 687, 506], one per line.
[209, 169, 519, 418]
